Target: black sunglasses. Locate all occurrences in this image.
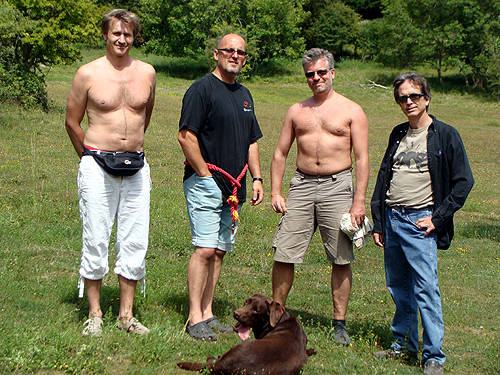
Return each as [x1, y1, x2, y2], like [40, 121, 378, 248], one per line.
[305, 69, 330, 78]
[217, 48, 247, 57]
[396, 93, 425, 103]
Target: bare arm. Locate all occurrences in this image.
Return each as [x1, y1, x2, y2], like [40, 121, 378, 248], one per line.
[143, 67, 156, 133]
[349, 105, 370, 226]
[271, 108, 296, 214]
[178, 129, 211, 177]
[65, 68, 88, 158]
[247, 141, 263, 206]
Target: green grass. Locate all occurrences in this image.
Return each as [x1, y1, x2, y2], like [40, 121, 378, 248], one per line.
[0, 48, 499, 374]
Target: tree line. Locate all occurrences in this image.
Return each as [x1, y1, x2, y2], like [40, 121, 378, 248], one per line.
[1, 0, 499, 108]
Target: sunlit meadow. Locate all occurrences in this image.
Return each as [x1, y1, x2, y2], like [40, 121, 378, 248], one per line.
[0, 49, 498, 374]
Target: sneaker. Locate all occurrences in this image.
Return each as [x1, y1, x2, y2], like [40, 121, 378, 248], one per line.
[82, 316, 103, 337]
[373, 348, 403, 359]
[116, 317, 150, 335]
[423, 359, 444, 375]
[333, 322, 352, 346]
[373, 348, 418, 365]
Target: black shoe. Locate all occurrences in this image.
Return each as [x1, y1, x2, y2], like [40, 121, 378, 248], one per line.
[333, 322, 352, 346]
[423, 359, 444, 375]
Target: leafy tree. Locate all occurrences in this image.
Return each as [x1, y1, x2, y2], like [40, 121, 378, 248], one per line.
[139, 0, 306, 72]
[479, 17, 500, 99]
[302, 0, 361, 56]
[0, 0, 102, 108]
[370, 0, 500, 90]
[343, 0, 382, 19]
[369, 0, 425, 68]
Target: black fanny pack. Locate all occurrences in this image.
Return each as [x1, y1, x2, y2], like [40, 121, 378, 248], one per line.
[83, 147, 145, 176]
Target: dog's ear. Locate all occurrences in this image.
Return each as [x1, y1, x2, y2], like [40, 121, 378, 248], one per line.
[269, 301, 284, 327]
[261, 295, 273, 305]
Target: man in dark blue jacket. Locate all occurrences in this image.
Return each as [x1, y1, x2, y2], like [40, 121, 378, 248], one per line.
[371, 72, 474, 375]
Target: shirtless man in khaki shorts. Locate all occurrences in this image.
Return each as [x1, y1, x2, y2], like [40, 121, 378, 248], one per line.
[65, 9, 156, 337]
[271, 48, 369, 346]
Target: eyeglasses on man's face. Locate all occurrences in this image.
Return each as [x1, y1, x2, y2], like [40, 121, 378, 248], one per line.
[396, 93, 425, 103]
[217, 48, 247, 57]
[305, 69, 330, 78]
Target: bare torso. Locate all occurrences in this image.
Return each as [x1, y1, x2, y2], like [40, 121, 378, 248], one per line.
[80, 56, 155, 152]
[292, 92, 358, 175]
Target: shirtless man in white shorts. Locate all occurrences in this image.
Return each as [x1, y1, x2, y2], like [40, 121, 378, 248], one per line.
[65, 9, 156, 337]
[271, 48, 369, 346]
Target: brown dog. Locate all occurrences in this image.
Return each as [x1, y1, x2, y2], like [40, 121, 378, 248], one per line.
[177, 294, 316, 375]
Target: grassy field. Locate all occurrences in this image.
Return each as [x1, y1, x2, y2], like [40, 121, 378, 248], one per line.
[0, 48, 499, 375]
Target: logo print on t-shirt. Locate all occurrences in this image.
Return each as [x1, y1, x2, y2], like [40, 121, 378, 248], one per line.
[243, 100, 253, 112]
[394, 151, 428, 172]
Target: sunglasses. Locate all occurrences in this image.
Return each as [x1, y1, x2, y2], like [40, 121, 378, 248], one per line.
[305, 69, 330, 78]
[396, 93, 425, 103]
[217, 48, 247, 57]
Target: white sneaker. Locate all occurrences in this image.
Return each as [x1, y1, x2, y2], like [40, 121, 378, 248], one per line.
[82, 316, 103, 337]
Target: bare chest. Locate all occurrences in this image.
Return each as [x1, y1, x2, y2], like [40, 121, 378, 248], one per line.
[87, 73, 151, 112]
[293, 107, 351, 138]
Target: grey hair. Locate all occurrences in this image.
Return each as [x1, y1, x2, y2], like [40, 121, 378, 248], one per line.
[302, 48, 335, 71]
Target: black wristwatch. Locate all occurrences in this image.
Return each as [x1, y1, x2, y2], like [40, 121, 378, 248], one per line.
[252, 177, 263, 183]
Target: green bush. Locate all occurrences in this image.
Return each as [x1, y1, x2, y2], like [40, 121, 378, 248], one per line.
[0, 66, 48, 109]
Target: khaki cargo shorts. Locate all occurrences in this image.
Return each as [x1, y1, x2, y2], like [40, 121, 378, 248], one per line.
[273, 169, 354, 265]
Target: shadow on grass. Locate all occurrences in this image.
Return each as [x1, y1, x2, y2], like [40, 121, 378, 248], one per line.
[151, 56, 298, 81]
[152, 58, 210, 80]
[457, 222, 500, 242]
[284, 307, 394, 349]
[61, 285, 142, 322]
[162, 291, 240, 323]
[363, 72, 493, 99]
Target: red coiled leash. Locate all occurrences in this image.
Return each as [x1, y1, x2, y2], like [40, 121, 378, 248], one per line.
[184, 161, 248, 230]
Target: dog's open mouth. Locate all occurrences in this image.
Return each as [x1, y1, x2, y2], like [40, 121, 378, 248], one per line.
[234, 322, 251, 341]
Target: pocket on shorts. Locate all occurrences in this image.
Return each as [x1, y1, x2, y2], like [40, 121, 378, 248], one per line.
[336, 172, 353, 196]
[195, 175, 222, 200]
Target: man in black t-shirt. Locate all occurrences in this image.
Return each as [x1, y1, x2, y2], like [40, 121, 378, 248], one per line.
[178, 34, 264, 341]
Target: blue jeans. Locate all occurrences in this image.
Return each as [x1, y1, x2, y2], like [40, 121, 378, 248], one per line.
[384, 206, 446, 365]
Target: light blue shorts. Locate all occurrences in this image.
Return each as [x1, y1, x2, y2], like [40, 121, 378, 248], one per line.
[183, 174, 241, 251]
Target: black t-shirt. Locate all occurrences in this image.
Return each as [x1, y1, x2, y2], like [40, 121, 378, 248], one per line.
[179, 73, 263, 202]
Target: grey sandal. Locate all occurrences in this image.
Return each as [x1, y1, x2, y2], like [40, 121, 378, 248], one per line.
[186, 321, 217, 341]
[205, 316, 234, 333]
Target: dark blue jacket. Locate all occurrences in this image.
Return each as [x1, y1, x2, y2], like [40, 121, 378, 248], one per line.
[370, 115, 474, 249]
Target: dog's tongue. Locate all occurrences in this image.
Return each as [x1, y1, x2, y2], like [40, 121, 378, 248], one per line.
[235, 324, 251, 340]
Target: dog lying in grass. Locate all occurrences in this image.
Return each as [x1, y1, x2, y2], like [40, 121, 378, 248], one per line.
[177, 293, 316, 375]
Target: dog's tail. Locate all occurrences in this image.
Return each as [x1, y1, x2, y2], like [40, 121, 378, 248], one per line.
[177, 362, 205, 371]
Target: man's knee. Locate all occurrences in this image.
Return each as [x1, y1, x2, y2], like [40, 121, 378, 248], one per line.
[194, 246, 219, 261]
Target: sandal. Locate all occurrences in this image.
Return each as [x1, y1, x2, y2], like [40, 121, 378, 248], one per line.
[117, 317, 150, 335]
[205, 316, 234, 333]
[186, 321, 217, 341]
[82, 316, 103, 337]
